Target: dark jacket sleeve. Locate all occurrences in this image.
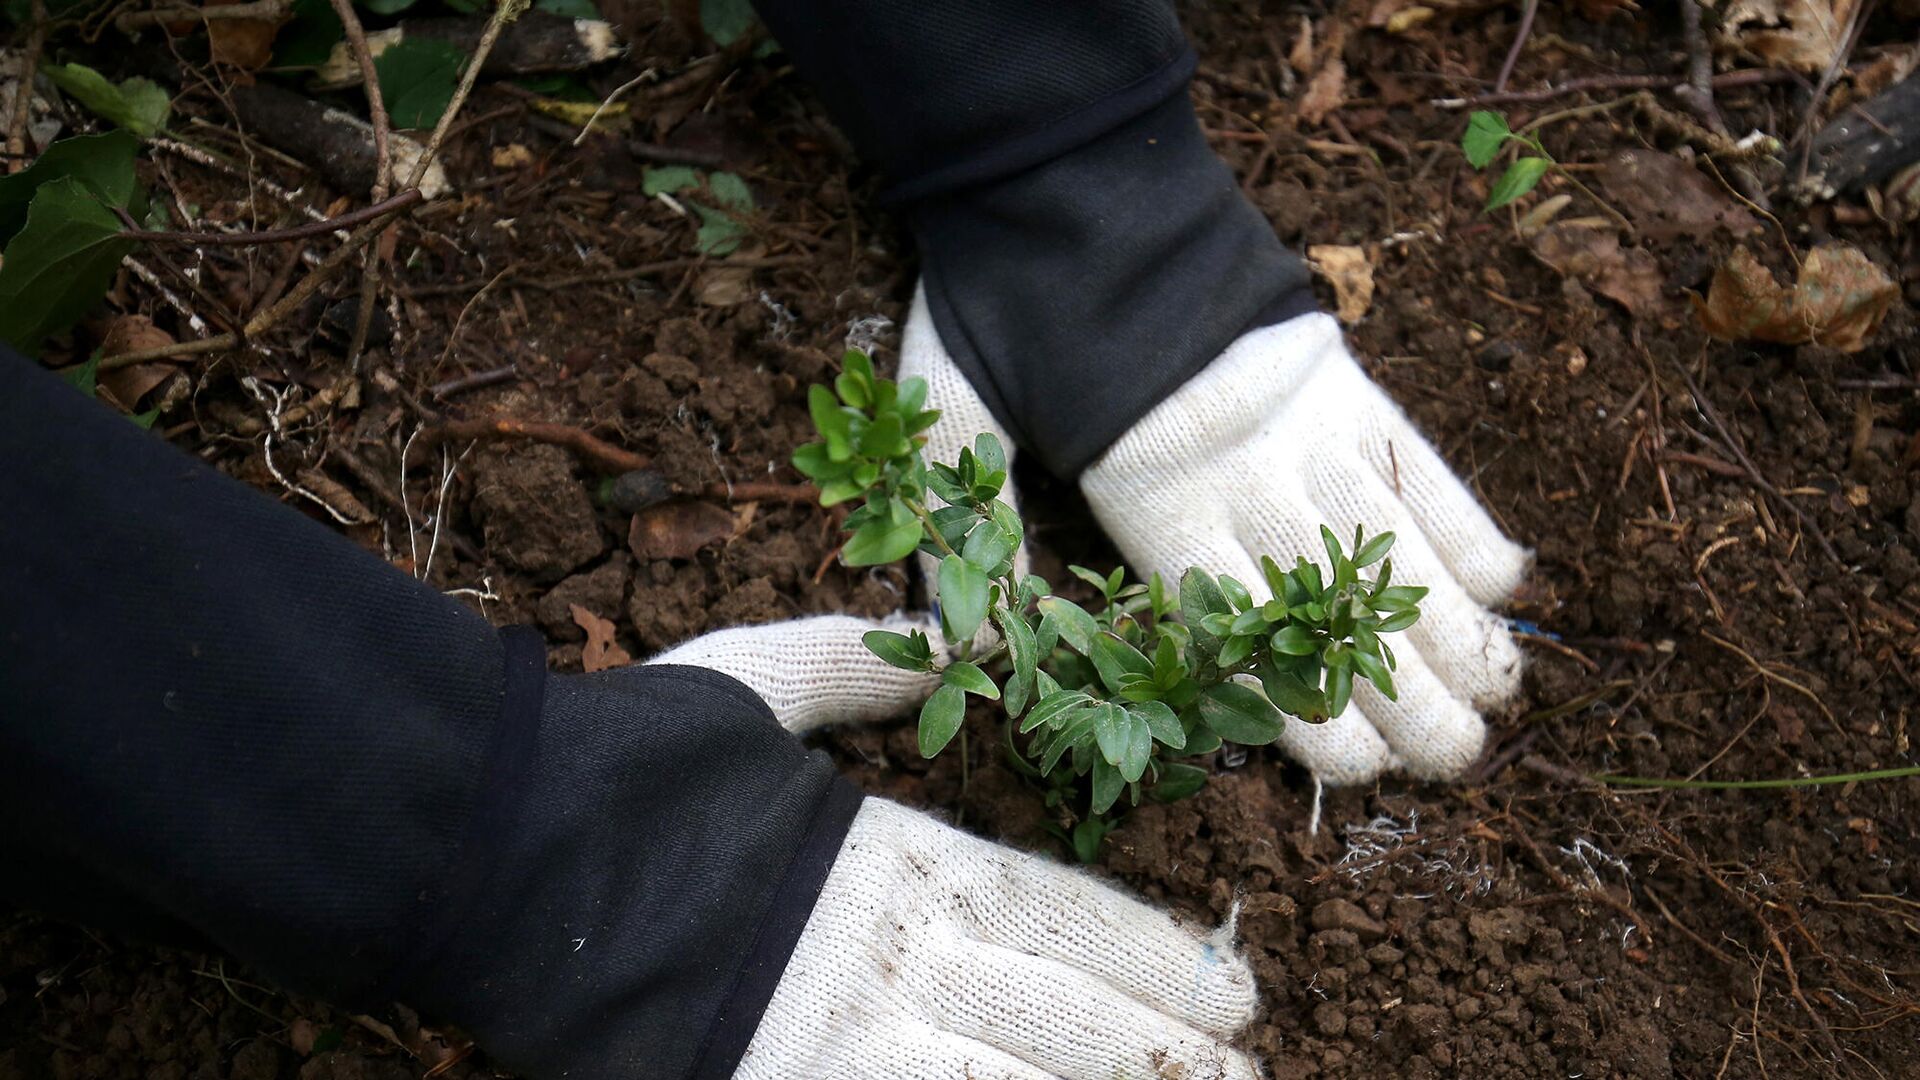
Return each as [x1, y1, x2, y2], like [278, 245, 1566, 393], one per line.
[0, 353, 859, 1080]
[750, 0, 1318, 478]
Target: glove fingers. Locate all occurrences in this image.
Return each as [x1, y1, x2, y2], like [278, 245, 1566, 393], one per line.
[1346, 645, 1486, 779]
[827, 1025, 1060, 1080]
[1297, 455, 1524, 710]
[916, 938, 1261, 1080]
[1270, 700, 1396, 785]
[1354, 387, 1530, 607]
[955, 842, 1259, 1035]
[646, 614, 940, 734]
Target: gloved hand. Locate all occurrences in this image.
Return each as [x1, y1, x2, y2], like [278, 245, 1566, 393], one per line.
[740, 798, 1261, 1079]
[901, 286, 1529, 785]
[649, 617, 1265, 1079]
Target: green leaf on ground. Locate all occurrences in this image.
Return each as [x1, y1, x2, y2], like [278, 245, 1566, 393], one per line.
[0, 130, 139, 245]
[0, 179, 135, 354]
[1486, 156, 1551, 211]
[375, 38, 466, 129]
[1462, 110, 1510, 169]
[43, 64, 171, 136]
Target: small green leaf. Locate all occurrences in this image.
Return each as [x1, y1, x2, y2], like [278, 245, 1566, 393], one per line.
[1351, 649, 1396, 700]
[1131, 700, 1185, 750]
[1352, 531, 1395, 568]
[1090, 754, 1123, 814]
[1197, 682, 1285, 745]
[943, 661, 1001, 699]
[0, 179, 135, 354]
[842, 516, 922, 566]
[1092, 701, 1130, 766]
[690, 202, 748, 256]
[1371, 585, 1429, 611]
[1180, 567, 1231, 658]
[1037, 596, 1099, 654]
[0, 131, 139, 245]
[1089, 632, 1153, 696]
[705, 170, 754, 211]
[373, 38, 466, 129]
[642, 164, 704, 196]
[1071, 817, 1109, 863]
[1119, 714, 1152, 783]
[862, 629, 931, 672]
[1486, 156, 1551, 211]
[1462, 110, 1511, 169]
[59, 351, 101, 395]
[1328, 664, 1355, 717]
[937, 555, 990, 642]
[44, 64, 171, 136]
[1218, 574, 1253, 612]
[1150, 761, 1208, 802]
[918, 684, 966, 758]
[993, 605, 1038, 717]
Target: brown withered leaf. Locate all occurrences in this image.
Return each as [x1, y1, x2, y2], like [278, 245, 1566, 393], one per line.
[206, 0, 289, 71]
[629, 498, 739, 560]
[570, 604, 632, 673]
[1307, 244, 1375, 323]
[1530, 222, 1666, 317]
[1692, 243, 1896, 352]
[1298, 57, 1346, 125]
[1712, 0, 1861, 73]
[94, 314, 179, 411]
[1598, 149, 1761, 243]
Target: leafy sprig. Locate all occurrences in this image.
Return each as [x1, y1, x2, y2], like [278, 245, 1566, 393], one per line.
[794, 353, 1425, 857]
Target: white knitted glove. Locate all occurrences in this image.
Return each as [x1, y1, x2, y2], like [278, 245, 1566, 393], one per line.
[648, 614, 940, 733]
[738, 798, 1262, 1079]
[901, 288, 1528, 785]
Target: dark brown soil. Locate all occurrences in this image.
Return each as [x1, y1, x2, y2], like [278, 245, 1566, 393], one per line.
[6, 2, 1920, 1079]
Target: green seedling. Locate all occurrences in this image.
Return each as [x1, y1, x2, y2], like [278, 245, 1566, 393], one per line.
[795, 352, 1426, 860]
[1461, 109, 1556, 212]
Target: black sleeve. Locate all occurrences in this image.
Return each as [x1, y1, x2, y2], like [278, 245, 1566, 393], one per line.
[751, 0, 1318, 478]
[0, 352, 859, 1080]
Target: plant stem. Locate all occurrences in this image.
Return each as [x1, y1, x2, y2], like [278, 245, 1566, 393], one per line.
[1595, 765, 1920, 790]
[902, 496, 960, 558]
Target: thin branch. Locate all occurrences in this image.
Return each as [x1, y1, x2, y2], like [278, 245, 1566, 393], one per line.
[1492, 0, 1539, 94]
[573, 69, 653, 146]
[114, 0, 290, 30]
[5, 0, 49, 174]
[328, 0, 391, 366]
[416, 416, 650, 474]
[120, 188, 423, 245]
[406, 0, 530, 190]
[1434, 68, 1795, 108]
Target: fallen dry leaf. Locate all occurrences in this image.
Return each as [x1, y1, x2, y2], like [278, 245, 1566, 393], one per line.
[1711, 0, 1861, 73]
[570, 604, 632, 673]
[1598, 149, 1761, 243]
[1298, 57, 1346, 126]
[1692, 243, 1897, 352]
[1530, 222, 1666, 317]
[1307, 244, 1375, 323]
[206, 0, 289, 71]
[629, 498, 739, 560]
[491, 143, 535, 169]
